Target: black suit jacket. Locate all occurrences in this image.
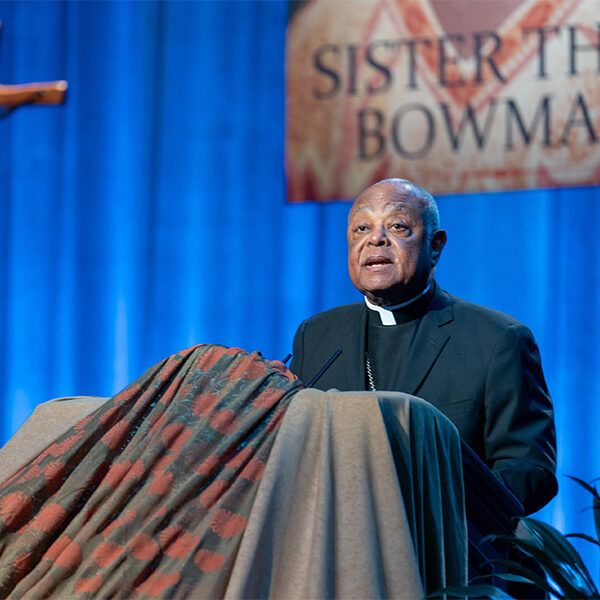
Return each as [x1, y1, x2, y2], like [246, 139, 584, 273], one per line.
[290, 284, 558, 514]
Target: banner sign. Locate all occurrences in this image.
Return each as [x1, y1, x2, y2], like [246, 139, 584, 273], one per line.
[286, 0, 600, 201]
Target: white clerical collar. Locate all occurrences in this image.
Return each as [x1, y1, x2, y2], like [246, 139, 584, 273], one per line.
[364, 283, 432, 326]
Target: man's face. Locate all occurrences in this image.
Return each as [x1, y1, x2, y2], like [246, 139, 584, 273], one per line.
[347, 182, 444, 306]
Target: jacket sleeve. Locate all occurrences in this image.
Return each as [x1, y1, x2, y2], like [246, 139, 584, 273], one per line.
[484, 323, 558, 514]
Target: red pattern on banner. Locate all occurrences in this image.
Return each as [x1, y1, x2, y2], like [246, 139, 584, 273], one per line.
[394, 0, 574, 109]
[527, 1, 552, 27]
[287, 0, 586, 200]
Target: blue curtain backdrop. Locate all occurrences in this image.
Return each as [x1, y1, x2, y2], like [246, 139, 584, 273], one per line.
[1, 0, 599, 579]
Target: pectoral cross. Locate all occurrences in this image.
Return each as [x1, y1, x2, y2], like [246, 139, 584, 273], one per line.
[0, 20, 67, 118]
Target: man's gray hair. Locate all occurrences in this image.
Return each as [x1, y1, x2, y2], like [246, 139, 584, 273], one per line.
[414, 184, 441, 240]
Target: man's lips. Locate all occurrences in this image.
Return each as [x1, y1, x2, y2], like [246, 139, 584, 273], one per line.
[364, 256, 393, 270]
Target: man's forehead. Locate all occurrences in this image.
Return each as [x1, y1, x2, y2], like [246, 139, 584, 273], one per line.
[350, 191, 423, 218]
[350, 201, 411, 215]
[355, 180, 422, 205]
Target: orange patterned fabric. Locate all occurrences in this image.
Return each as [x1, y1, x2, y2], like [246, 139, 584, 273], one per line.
[0, 345, 302, 598]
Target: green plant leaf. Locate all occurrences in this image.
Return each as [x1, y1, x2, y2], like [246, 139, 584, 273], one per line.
[520, 518, 589, 567]
[520, 517, 599, 596]
[594, 494, 600, 547]
[429, 584, 516, 599]
[567, 476, 600, 544]
[486, 532, 596, 598]
[483, 558, 561, 596]
[473, 571, 553, 587]
[567, 476, 600, 503]
[472, 475, 600, 600]
[566, 533, 600, 548]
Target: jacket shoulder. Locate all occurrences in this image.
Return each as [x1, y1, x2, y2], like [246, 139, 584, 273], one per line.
[300, 302, 364, 329]
[443, 290, 530, 333]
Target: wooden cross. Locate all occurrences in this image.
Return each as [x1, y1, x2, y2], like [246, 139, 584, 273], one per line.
[0, 20, 67, 118]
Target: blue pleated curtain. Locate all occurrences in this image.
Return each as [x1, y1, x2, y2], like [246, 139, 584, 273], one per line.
[1, 0, 599, 580]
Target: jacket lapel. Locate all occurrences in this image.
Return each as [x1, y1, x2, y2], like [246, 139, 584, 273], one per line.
[395, 285, 454, 395]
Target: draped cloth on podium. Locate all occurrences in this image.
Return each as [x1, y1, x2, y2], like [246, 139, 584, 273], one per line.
[0, 345, 466, 598]
[225, 389, 467, 598]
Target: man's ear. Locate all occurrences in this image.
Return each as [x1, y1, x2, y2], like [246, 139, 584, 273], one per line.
[430, 230, 447, 265]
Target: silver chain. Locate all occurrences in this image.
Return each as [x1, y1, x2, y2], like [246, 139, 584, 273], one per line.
[365, 353, 376, 392]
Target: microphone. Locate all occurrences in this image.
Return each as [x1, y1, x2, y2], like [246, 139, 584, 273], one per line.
[307, 349, 342, 388]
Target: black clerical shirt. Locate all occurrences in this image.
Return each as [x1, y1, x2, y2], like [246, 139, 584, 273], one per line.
[365, 286, 435, 391]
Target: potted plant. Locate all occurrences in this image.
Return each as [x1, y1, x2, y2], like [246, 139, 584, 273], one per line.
[439, 476, 600, 599]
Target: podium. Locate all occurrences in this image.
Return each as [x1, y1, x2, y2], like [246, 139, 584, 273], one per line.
[0, 355, 522, 598]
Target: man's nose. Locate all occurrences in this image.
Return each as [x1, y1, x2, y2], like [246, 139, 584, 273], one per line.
[368, 225, 388, 245]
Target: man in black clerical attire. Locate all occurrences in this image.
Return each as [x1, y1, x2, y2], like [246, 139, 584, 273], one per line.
[290, 178, 557, 515]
